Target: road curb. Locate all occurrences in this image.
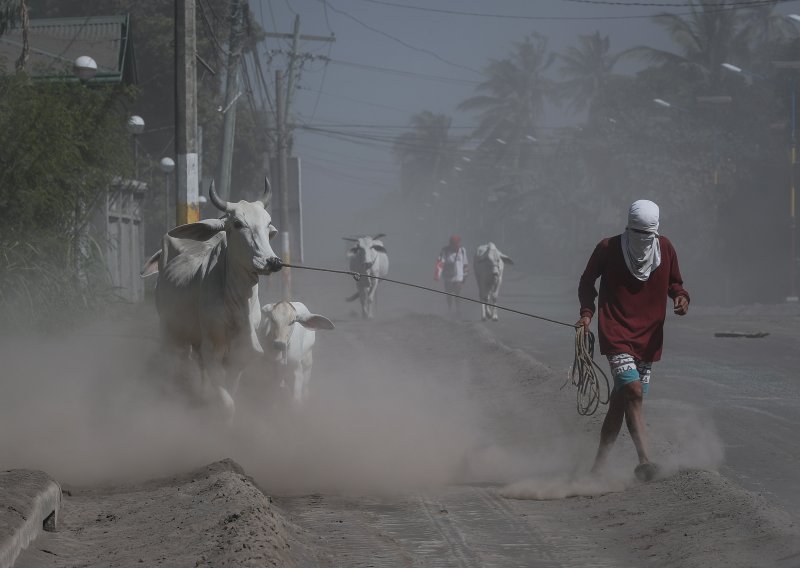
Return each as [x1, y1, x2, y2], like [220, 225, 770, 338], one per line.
[0, 470, 61, 568]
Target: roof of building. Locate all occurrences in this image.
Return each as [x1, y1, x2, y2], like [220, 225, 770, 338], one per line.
[0, 15, 137, 84]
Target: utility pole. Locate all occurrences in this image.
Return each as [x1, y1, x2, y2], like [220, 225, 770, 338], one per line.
[263, 20, 334, 300]
[789, 77, 798, 301]
[283, 15, 301, 139]
[275, 69, 291, 301]
[175, 0, 200, 225]
[218, 0, 246, 202]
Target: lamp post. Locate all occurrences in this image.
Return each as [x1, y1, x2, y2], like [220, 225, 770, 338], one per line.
[722, 60, 799, 301]
[72, 55, 97, 82]
[159, 157, 175, 233]
[127, 115, 145, 180]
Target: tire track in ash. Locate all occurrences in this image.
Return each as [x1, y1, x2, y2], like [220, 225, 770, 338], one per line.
[278, 315, 618, 566]
[478, 489, 618, 568]
[280, 487, 560, 567]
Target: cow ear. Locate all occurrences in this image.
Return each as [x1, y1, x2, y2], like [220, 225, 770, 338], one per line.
[372, 244, 387, 253]
[268, 224, 278, 240]
[261, 303, 274, 315]
[500, 254, 514, 265]
[140, 250, 161, 277]
[347, 246, 359, 257]
[168, 219, 226, 241]
[297, 313, 335, 330]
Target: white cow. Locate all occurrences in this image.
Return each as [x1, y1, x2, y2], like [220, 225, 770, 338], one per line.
[344, 234, 389, 319]
[474, 242, 514, 321]
[141, 179, 282, 421]
[260, 301, 334, 405]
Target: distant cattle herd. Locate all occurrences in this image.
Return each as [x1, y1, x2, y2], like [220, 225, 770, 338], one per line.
[142, 179, 513, 420]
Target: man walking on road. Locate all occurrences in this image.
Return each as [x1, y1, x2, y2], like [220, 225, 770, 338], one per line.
[578, 200, 690, 481]
[435, 235, 469, 316]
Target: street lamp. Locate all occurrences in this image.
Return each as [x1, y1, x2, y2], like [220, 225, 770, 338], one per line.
[72, 55, 97, 81]
[722, 61, 799, 301]
[653, 95, 731, 184]
[127, 115, 145, 179]
[159, 157, 175, 233]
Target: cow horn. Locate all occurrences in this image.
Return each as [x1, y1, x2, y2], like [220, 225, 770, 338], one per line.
[342, 237, 359, 242]
[208, 180, 231, 212]
[259, 176, 272, 208]
[372, 233, 386, 240]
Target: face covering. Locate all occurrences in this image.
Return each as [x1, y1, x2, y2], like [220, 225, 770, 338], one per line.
[621, 199, 661, 281]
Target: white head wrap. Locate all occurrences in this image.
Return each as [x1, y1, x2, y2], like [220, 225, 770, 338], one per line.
[621, 199, 661, 281]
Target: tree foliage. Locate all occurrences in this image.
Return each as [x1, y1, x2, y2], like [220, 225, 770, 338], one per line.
[393, 111, 455, 199]
[405, 2, 800, 302]
[0, 74, 133, 327]
[459, 33, 555, 171]
[0, 0, 18, 35]
[28, 0, 272, 250]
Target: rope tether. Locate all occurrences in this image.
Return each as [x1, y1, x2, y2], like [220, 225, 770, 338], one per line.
[279, 262, 577, 328]
[279, 262, 610, 415]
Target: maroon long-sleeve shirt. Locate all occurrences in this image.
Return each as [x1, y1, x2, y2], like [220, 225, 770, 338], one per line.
[578, 235, 690, 362]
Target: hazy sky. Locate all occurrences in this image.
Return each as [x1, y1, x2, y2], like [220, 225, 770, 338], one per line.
[249, 0, 800, 223]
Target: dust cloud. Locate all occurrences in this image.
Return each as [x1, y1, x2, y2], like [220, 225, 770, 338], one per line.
[0, 309, 486, 494]
[496, 396, 725, 500]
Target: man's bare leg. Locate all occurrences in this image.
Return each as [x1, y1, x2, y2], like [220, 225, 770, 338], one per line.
[591, 389, 626, 473]
[622, 381, 651, 465]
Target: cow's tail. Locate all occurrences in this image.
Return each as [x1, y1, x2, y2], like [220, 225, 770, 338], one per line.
[345, 291, 360, 302]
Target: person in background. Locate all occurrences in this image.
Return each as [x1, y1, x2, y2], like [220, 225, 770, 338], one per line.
[435, 235, 469, 316]
[577, 200, 690, 482]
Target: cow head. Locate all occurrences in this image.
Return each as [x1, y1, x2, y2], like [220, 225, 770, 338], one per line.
[209, 178, 282, 275]
[477, 242, 514, 279]
[261, 301, 335, 364]
[344, 234, 387, 269]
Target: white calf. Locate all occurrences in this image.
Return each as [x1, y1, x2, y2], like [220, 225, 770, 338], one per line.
[260, 301, 334, 404]
[474, 243, 514, 321]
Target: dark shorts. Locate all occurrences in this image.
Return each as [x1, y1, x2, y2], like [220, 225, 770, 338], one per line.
[607, 353, 652, 395]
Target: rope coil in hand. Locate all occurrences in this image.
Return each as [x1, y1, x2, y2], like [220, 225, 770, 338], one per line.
[567, 328, 611, 416]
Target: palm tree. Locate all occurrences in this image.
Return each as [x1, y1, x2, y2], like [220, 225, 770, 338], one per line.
[557, 31, 623, 117]
[393, 111, 455, 199]
[627, 1, 749, 91]
[458, 33, 555, 170]
[738, 4, 796, 66]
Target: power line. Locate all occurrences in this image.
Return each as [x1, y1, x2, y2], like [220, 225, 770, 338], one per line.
[320, 0, 334, 34]
[294, 139, 397, 166]
[309, 43, 333, 122]
[327, 57, 480, 85]
[297, 150, 399, 174]
[356, 0, 787, 20]
[563, 0, 786, 6]
[301, 122, 480, 129]
[297, 85, 412, 113]
[284, 0, 299, 16]
[321, 0, 482, 75]
[301, 159, 398, 189]
[197, 0, 230, 60]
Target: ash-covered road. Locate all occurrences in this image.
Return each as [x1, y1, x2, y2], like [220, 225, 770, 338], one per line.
[268, 287, 800, 567]
[454, 269, 800, 523]
[7, 265, 800, 567]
